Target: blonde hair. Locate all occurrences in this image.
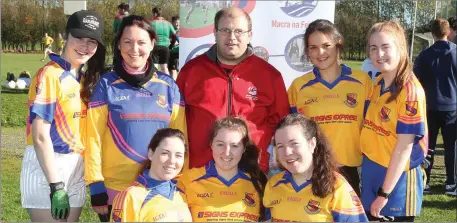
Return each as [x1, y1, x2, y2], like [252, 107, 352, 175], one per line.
[366, 20, 413, 103]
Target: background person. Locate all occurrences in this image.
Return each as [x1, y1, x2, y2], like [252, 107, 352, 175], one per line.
[20, 10, 106, 222]
[168, 16, 180, 80]
[414, 18, 456, 196]
[41, 32, 54, 61]
[150, 7, 176, 75]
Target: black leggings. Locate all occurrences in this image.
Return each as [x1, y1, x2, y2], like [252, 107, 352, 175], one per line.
[97, 205, 113, 222]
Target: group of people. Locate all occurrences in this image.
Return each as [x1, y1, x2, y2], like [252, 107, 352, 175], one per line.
[41, 32, 65, 61]
[20, 5, 455, 223]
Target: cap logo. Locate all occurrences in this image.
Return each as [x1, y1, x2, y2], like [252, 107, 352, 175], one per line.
[83, 15, 99, 30]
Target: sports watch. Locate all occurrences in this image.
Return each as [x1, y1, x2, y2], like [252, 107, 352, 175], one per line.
[377, 188, 391, 199]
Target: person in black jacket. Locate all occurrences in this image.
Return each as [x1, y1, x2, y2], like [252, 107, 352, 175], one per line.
[414, 18, 457, 196]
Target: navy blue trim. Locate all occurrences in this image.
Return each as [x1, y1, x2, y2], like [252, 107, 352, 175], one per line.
[49, 53, 82, 82]
[378, 78, 396, 96]
[89, 181, 107, 195]
[299, 78, 319, 90]
[310, 64, 361, 90]
[193, 160, 251, 187]
[272, 171, 312, 192]
[137, 170, 176, 206]
[363, 100, 370, 118]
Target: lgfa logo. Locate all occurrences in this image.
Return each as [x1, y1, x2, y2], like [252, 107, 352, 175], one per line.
[280, 0, 318, 18]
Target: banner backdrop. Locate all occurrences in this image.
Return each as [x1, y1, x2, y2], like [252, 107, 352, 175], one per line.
[179, 0, 335, 88]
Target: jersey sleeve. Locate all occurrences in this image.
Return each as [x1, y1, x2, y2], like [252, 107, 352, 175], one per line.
[363, 75, 373, 119]
[287, 78, 299, 114]
[28, 68, 60, 123]
[396, 80, 426, 137]
[85, 80, 109, 185]
[169, 82, 188, 171]
[262, 179, 274, 221]
[111, 190, 139, 222]
[330, 181, 368, 222]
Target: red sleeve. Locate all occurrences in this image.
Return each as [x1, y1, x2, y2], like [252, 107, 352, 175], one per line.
[268, 70, 290, 128]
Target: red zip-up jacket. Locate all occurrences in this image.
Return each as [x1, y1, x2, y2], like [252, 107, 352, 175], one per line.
[176, 45, 289, 172]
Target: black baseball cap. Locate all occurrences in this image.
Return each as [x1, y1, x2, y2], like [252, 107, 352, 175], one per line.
[66, 10, 104, 47]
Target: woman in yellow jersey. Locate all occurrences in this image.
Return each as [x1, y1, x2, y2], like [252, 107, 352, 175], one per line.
[20, 10, 106, 222]
[85, 15, 186, 222]
[264, 114, 367, 222]
[110, 128, 192, 222]
[360, 21, 427, 222]
[178, 117, 268, 222]
[288, 19, 372, 196]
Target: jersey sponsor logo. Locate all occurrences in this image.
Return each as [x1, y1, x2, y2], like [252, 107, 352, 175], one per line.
[269, 198, 282, 206]
[380, 106, 391, 122]
[304, 199, 321, 214]
[246, 86, 258, 101]
[272, 217, 294, 222]
[323, 94, 339, 99]
[344, 93, 358, 108]
[112, 209, 122, 222]
[220, 191, 237, 196]
[287, 196, 302, 202]
[349, 190, 362, 206]
[242, 193, 256, 207]
[114, 95, 130, 101]
[304, 97, 318, 105]
[197, 211, 259, 221]
[156, 94, 168, 108]
[197, 192, 214, 198]
[136, 92, 153, 98]
[311, 114, 358, 123]
[363, 119, 391, 136]
[405, 101, 418, 116]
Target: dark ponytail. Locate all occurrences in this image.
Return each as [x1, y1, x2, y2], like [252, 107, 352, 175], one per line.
[210, 117, 267, 221]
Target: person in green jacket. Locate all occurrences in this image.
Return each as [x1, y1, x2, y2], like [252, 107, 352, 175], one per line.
[150, 7, 176, 75]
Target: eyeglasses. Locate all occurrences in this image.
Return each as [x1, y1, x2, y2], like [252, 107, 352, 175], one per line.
[217, 28, 250, 37]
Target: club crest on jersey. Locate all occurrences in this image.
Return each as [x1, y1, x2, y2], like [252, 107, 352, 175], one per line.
[344, 93, 358, 108]
[112, 209, 122, 222]
[349, 190, 362, 206]
[380, 106, 391, 122]
[246, 86, 258, 101]
[243, 193, 256, 207]
[405, 101, 418, 116]
[304, 199, 321, 214]
[156, 94, 168, 108]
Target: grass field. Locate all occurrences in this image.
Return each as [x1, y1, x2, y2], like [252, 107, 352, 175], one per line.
[1, 54, 456, 222]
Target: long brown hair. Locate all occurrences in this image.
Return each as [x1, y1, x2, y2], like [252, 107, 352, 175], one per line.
[274, 114, 337, 198]
[210, 117, 268, 221]
[304, 19, 344, 64]
[366, 21, 413, 103]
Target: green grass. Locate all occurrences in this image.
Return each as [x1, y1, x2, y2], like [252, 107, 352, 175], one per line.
[1, 53, 50, 81]
[344, 60, 363, 71]
[1, 128, 99, 222]
[1, 93, 29, 127]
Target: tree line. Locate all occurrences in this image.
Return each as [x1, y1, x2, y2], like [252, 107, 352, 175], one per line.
[1, 0, 456, 60]
[1, 0, 179, 53]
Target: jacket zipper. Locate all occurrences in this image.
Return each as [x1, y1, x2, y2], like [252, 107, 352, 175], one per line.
[227, 76, 232, 116]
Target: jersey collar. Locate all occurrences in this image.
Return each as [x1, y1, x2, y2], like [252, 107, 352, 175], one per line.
[273, 170, 312, 193]
[311, 64, 361, 89]
[137, 169, 176, 202]
[49, 53, 83, 82]
[377, 76, 397, 96]
[195, 160, 251, 187]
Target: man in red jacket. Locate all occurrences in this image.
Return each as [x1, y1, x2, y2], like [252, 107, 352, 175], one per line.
[177, 7, 289, 172]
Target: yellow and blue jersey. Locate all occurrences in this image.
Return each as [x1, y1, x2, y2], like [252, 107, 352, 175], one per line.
[177, 160, 261, 222]
[288, 65, 372, 167]
[360, 74, 427, 170]
[263, 171, 368, 222]
[360, 74, 427, 216]
[110, 169, 192, 222]
[84, 71, 187, 191]
[26, 53, 85, 154]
